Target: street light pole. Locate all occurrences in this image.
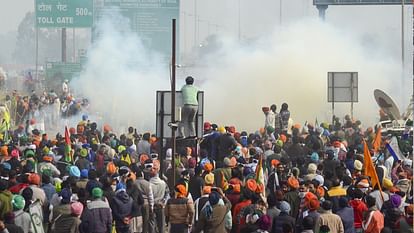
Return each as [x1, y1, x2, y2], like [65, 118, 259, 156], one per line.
[194, 0, 197, 48]
[238, 0, 241, 41]
[171, 19, 177, 187]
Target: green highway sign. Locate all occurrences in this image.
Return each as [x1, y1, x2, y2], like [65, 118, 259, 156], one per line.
[95, 0, 179, 58]
[45, 62, 82, 81]
[35, 0, 93, 28]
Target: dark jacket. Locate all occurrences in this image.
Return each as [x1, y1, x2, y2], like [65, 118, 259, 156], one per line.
[81, 200, 112, 233]
[111, 190, 133, 229]
[216, 134, 237, 168]
[284, 191, 300, 219]
[5, 224, 23, 233]
[271, 212, 296, 233]
[75, 158, 90, 170]
[336, 206, 356, 233]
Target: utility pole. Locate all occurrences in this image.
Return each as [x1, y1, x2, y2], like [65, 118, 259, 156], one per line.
[194, 0, 197, 48]
[171, 19, 177, 187]
[62, 28, 67, 62]
[238, 0, 241, 40]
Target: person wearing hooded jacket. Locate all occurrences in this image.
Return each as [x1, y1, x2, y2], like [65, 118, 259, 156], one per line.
[148, 160, 169, 233]
[80, 187, 112, 233]
[192, 190, 232, 233]
[111, 183, 134, 233]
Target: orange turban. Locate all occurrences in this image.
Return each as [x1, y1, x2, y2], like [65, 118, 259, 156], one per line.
[28, 173, 40, 185]
[287, 176, 299, 189]
[176, 184, 187, 198]
[246, 179, 258, 192]
[204, 163, 213, 172]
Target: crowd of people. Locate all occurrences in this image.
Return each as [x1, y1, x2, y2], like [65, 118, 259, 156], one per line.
[1, 80, 89, 137]
[0, 82, 412, 233]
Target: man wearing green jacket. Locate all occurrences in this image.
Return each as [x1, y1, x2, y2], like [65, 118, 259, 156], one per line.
[0, 179, 13, 220]
[179, 76, 199, 138]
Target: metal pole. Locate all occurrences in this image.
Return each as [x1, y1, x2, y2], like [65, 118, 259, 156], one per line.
[351, 73, 354, 119]
[171, 19, 177, 187]
[238, 0, 241, 40]
[35, 27, 39, 81]
[402, 0, 405, 70]
[332, 73, 335, 125]
[159, 92, 165, 178]
[73, 28, 75, 62]
[412, 0, 414, 158]
[62, 28, 67, 62]
[194, 0, 197, 48]
[279, 0, 282, 25]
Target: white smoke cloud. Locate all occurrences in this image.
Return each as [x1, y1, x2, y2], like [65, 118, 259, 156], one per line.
[72, 14, 407, 134]
[200, 18, 404, 132]
[71, 11, 169, 134]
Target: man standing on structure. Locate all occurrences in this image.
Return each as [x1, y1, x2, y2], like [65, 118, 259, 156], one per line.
[179, 76, 199, 138]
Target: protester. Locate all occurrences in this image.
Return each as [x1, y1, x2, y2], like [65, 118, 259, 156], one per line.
[0, 92, 412, 233]
[165, 184, 194, 233]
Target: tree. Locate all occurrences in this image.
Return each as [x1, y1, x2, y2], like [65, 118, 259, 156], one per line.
[13, 12, 61, 64]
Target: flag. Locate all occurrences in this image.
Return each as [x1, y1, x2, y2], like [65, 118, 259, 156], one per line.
[372, 127, 382, 152]
[255, 156, 266, 196]
[363, 140, 382, 192]
[64, 126, 72, 163]
[255, 156, 263, 183]
[386, 136, 405, 161]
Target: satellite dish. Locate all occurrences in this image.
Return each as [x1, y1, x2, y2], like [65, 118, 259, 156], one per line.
[374, 89, 401, 120]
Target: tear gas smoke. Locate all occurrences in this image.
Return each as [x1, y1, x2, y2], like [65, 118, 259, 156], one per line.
[72, 14, 408, 134]
[71, 11, 168, 134]
[200, 19, 407, 131]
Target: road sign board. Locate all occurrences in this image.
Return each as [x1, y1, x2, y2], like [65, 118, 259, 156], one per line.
[45, 62, 82, 81]
[327, 72, 358, 103]
[35, 0, 93, 28]
[95, 0, 179, 59]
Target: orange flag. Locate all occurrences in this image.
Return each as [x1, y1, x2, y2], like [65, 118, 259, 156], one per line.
[372, 127, 382, 152]
[363, 140, 383, 201]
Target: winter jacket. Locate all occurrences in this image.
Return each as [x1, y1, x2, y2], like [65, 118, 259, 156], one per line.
[14, 210, 32, 233]
[111, 190, 133, 230]
[193, 198, 232, 233]
[363, 207, 384, 233]
[165, 197, 194, 225]
[316, 210, 344, 233]
[52, 214, 80, 233]
[5, 224, 23, 233]
[271, 212, 295, 233]
[284, 190, 300, 219]
[349, 199, 368, 229]
[216, 134, 237, 167]
[0, 190, 13, 219]
[81, 200, 112, 233]
[149, 175, 169, 205]
[336, 206, 356, 233]
[130, 178, 154, 209]
[75, 158, 90, 171]
[41, 183, 56, 201]
[29, 185, 46, 206]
